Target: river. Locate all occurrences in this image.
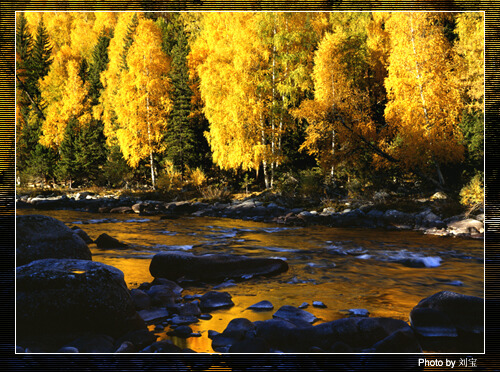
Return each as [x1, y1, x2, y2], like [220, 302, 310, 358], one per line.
[16, 209, 484, 353]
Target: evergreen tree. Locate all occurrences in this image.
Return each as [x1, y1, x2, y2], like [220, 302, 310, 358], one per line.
[164, 18, 196, 178]
[120, 13, 139, 71]
[88, 33, 111, 105]
[55, 117, 80, 187]
[28, 15, 53, 104]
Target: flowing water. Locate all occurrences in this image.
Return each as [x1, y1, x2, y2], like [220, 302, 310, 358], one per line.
[16, 209, 484, 353]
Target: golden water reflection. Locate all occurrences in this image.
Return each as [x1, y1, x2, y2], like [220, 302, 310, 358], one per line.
[16, 209, 484, 353]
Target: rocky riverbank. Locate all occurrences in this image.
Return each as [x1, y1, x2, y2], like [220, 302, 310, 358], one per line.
[15, 214, 484, 353]
[16, 190, 484, 239]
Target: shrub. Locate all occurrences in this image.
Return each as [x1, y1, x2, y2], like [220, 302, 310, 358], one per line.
[298, 168, 323, 197]
[275, 171, 299, 197]
[157, 160, 183, 192]
[460, 173, 484, 208]
[188, 167, 207, 192]
[201, 184, 232, 203]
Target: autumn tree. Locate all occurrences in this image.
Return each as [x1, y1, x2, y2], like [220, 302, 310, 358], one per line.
[16, 14, 57, 183]
[190, 13, 267, 181]
[454, 12, 484, 176]
[113, 18, 172, 189]
[382, 12, 465, 186]
[295, 13, 377, 184]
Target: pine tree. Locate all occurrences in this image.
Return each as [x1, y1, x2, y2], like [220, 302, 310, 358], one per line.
[55, 117, 81, 188]
[28, 15, 53, 104]
[162, 16, 196, 178]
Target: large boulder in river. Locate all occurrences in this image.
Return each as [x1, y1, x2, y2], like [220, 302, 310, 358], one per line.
[16, 259, 144, 338]
[16, 215, 92, 266]
[409, 291, 484, 352]
[149, 251, 288, 282]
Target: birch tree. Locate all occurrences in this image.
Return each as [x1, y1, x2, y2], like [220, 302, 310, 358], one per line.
[383, 12, 464, 184]
[113, 19, 172, 189]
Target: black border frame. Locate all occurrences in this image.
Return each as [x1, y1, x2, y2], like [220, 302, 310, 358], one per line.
[2, 1, 498, 370]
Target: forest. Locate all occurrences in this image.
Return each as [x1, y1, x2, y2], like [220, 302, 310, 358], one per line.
[15, 11, 484, 207]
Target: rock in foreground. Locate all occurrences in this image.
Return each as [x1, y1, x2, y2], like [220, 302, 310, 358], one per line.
[410, 291, 484, 352]
[17, 259, 144, 338]
[16, 214, 92, 266]
[149, 251, 288, 282]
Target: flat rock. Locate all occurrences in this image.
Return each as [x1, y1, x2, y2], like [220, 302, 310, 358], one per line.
[273, 305, 318, 325]
[149, 251, 288, 282]
[138, 308, 170, 323]
[248, 300, 274, 311]
[199, 291, 234, 312]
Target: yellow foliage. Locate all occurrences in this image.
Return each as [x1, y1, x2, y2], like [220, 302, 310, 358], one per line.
[296, 27, 375, 173]
[460, 174, 484, 207]
[113, 18, 171, 168]
[39, 46, 90, 148]
[383, 12, 465, 171]
[454, 12, 484, 112]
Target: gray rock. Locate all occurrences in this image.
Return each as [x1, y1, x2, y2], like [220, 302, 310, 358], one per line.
[130, 289, 151, 310]
[248, 300, 274, 311]
[94, 233, 129, 249]
[109, 206, 134, 214]
[199, 291, 234, 311]
[168, 325, 193, 338]
[410, 291, 484, 352]
[16, 215, 92, 266]
[16, 259, 143, 337]
[273, 305, 318, 325]
[447, 218, 484, 235]
[211, 318, 256, 352]
[348, 309, 370, 317]
[138, 308, 169, 323]
[312, 301, 327, 308]
[146, 285, 178, 307]
[370, 328, 422, 353]
[149, 251, 288, 282]
[71, 226, 93, 244]
[115, 341, 136, 353]
[170, 314, 200, 325]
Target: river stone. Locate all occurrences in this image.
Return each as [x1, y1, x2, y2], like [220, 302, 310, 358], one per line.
[146, 285, 178, 307]
[248, 300, 274, 311]
[168, 325, 193, 338]
[71, 226, 93, 244]
[94, 233, 129, 249]
[138, 308, 169, 323]
[149, 251, 288, 282]
[210, 318, 256, 352]
[16, 258, 143, 337]
[199, 291, 234, 311]
[16, 215, 92, 266]
[309, 317, 413, 352]
[151, 277, 184, 296]
[273, 305, 318, 325]
[447, 218, 484, 235]
[369, 328, 423, 353]
[130, 289, 151, 310]
[409, 291, 484, 352]
[109, 206, 133, 214]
